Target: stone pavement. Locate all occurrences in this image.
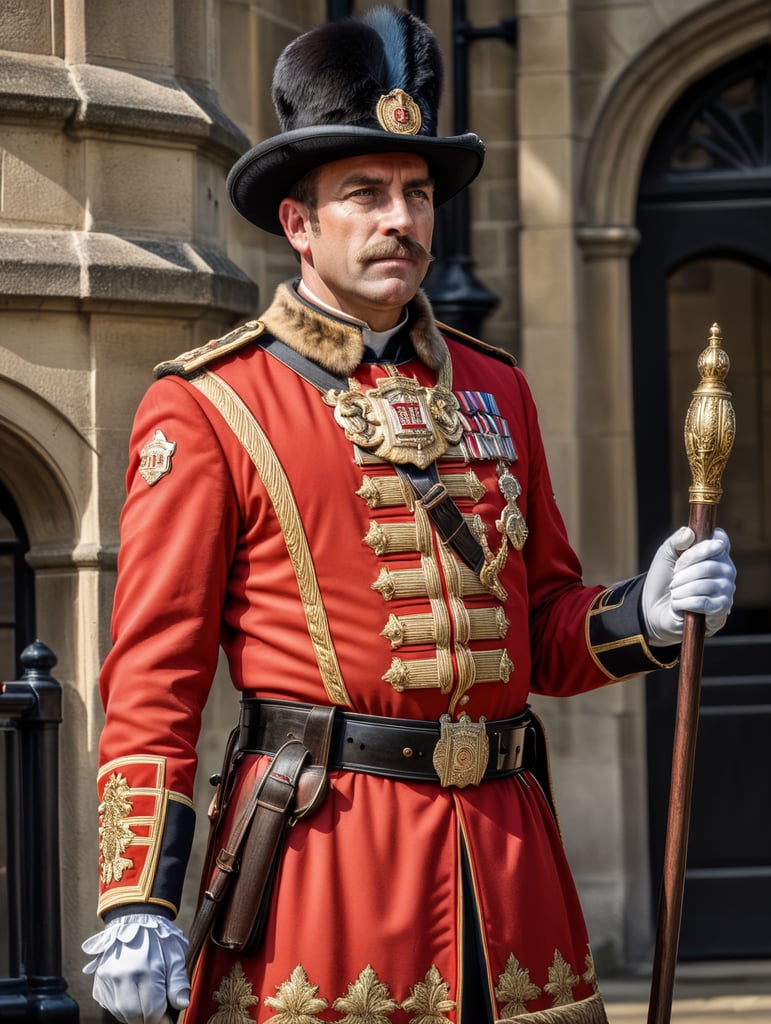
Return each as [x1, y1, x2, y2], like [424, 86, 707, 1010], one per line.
[601, 962, 771, 1023]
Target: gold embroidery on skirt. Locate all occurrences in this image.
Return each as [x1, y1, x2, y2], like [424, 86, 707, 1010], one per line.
[208, 961, 259, 1024]
[331, 964, 399, 1020]
[544, 950, 580, 1006]
[402, 965, 455, 1024]
[582, 950, 598, 992]
[493, 947, 606, 1024]
[263, 964, 328, 1021]
[261, 964, 455, 1024]
[494, 953, 543, 1017]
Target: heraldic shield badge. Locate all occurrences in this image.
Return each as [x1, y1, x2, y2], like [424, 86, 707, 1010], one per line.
[139, 429, 177, 486]
[324, 377, 464, 469]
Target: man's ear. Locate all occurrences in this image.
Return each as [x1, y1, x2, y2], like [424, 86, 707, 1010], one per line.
[279, 198, 313, 259]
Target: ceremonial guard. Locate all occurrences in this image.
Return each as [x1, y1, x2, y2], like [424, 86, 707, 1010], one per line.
[84, 8, 735, 1023]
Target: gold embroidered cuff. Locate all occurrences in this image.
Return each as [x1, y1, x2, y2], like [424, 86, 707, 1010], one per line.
[97, 756, 195, 917]
[587, 576, 679, 680]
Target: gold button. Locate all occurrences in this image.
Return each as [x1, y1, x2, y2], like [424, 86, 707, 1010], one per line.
[403, 747, 414, 759]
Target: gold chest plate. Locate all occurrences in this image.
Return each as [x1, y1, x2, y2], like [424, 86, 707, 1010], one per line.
[324, 377, 464, 469]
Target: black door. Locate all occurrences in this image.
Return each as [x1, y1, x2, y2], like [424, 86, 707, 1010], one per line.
[631, 46, 771, 959]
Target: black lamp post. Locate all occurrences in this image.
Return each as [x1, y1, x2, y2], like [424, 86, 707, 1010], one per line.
[423, 1, 517, 336]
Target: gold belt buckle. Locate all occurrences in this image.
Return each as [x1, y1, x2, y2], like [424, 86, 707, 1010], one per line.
[432, 714, 489, 788]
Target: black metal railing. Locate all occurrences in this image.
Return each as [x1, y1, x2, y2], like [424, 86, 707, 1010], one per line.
[0, 640, 79, 1020]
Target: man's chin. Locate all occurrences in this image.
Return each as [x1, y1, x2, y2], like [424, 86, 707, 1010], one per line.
[363, 266, 427, 296]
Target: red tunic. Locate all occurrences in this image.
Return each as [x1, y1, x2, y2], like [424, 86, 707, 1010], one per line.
[97, 284, 672, 1023]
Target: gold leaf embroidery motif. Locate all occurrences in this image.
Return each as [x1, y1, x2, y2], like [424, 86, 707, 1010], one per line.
[544, 950, 579, 1007]
[583, 949, 598, 992]
[208, 961, 259, 1023]
[332, 964, 399, 1022]
[494, 953, 542, 1017]
[401, 964, 455, 1024]
[264, 964, 328, 1023]
[99, 772, 135, 884]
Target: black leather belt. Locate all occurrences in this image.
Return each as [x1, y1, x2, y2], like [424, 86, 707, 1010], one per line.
[238, 698, 534, 786]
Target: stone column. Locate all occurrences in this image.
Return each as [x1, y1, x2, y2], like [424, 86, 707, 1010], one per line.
[516, 4, 650, 971]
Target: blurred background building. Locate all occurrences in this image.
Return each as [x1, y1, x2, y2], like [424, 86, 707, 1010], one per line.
[0, 1, 768, 1018]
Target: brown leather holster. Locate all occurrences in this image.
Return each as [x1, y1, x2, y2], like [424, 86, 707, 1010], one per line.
[186, 705, 335, 971]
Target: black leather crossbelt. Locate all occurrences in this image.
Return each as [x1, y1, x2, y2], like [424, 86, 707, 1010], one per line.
[395, 461, 486, 574]
[238, 698, 534, 785]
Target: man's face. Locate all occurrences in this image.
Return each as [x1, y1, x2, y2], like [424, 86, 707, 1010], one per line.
[279, 152, 435, 331]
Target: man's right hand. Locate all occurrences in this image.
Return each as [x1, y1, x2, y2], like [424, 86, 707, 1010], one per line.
[82, 913, 190, 1024]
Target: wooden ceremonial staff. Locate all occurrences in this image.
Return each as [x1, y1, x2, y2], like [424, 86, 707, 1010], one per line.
[646, 324, 736, 1024]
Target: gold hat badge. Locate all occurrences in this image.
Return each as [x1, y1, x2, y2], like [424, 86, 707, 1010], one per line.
[376, 89, 422, 135]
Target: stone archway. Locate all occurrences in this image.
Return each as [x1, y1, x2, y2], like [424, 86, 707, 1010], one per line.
[630, 38, 771, 960]
[580, 0, 770, 228]
[0, 379, 108, 1008]
[572, 0, 771, 964]
[577, 1, 771, 558]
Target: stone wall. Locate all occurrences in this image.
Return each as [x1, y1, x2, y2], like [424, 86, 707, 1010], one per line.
[0, 1, 767, 1016]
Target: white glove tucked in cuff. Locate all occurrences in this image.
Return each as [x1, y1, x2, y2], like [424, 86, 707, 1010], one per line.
[82, 913, 190, 1024]
[642, 526, 736, 646]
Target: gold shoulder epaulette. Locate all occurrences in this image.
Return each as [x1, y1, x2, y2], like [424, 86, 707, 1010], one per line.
[435, 319, 517, 367]
[153, 320, 266, 379]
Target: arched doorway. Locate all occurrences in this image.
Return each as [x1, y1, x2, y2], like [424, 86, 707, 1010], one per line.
[631, 45, 771, 959]
[0, 481, 36, 981]
[0, 481, 35, 679]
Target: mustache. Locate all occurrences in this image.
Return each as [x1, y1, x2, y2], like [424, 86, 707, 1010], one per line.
[356, 236, 435, 264]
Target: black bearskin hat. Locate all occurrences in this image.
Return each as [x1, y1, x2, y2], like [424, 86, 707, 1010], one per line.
[227, 6, 486, 235]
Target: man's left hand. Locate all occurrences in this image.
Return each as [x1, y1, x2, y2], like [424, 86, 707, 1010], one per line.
[642, 526, 736, 646]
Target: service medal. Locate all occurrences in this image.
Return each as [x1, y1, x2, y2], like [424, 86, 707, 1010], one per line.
[497, 469, 528, 550]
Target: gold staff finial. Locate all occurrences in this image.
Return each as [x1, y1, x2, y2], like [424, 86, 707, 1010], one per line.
[683, 322, 736, 506]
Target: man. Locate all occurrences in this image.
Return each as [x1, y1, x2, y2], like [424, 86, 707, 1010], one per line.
[83, 8, 735, 1024]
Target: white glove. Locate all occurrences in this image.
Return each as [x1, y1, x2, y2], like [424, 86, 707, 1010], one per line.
[643, 526, 736, 646]
[82, 913, 190, 1024]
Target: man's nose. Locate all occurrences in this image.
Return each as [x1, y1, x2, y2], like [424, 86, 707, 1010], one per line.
[379, 195, 414, 235]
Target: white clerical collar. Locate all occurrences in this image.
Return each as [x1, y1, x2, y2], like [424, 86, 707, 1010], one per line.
[298, 280, 407, 357]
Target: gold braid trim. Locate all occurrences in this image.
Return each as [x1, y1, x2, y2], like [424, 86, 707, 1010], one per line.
[190, 369, 351, 707]
[496, 993, 608, 1024]
[258, 963, 454, 1023]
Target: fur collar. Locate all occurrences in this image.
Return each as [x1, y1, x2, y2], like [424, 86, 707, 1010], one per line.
[259, 281, 448, 377]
